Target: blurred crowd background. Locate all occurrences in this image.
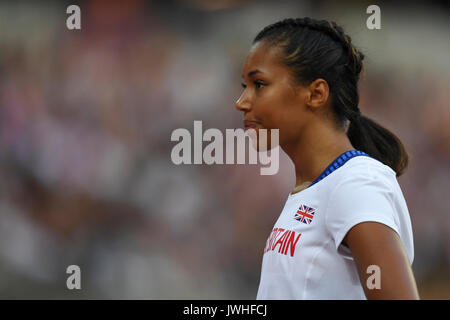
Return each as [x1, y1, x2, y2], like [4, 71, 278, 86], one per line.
[0, 0, 449, 299]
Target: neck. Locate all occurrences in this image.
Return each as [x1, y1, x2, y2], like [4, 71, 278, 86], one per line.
[282, 120, 355, 189]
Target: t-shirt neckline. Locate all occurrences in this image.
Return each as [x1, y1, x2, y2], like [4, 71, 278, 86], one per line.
[289, 150, 373, 197]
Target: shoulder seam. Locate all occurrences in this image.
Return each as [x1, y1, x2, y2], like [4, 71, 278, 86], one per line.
[346, 156, 396, 176]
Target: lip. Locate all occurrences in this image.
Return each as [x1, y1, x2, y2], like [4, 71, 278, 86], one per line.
[243, 120, 260, 131]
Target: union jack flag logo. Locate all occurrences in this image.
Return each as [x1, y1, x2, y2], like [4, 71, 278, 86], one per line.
[294, 204, 316, 224]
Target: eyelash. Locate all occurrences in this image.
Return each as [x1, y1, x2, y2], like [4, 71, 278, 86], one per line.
[241, 80, 265, 89]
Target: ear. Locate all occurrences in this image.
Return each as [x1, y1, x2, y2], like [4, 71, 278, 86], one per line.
[305, 78, 330, 110]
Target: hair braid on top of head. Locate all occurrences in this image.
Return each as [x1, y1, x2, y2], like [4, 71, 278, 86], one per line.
[257, 18, 365, 80]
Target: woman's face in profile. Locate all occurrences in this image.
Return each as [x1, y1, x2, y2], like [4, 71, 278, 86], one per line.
[236, 41, 311, 149]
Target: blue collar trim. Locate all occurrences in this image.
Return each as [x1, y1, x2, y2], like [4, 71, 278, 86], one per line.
[308, 150, 373, 188]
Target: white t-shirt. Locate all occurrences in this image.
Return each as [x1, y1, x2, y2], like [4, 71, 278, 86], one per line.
[256, 151, 414, 300]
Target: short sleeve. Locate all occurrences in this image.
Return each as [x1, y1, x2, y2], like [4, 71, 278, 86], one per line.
[325, 170, 400, 258]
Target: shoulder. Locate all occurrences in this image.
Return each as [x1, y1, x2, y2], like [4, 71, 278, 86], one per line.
[342, 155, 395, 176]
[328, 156, 400, 209]
[330, 155, 397, 192]
[324, 155, 407, 251]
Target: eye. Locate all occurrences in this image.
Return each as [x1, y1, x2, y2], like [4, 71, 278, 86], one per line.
[241, 82, 247, 89]
[254, 80, 265, 89]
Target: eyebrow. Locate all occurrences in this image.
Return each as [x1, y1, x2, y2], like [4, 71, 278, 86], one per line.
[241, 69, 265, 78]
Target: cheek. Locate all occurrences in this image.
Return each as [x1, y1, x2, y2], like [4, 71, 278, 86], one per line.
[256, 90, 288, 126]
[274, 106, 305, 143]
[266, 102, 299, 130]
[256, 84, 303, 130]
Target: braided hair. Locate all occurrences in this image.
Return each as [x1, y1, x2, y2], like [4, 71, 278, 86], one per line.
[253, 17, 409, 177]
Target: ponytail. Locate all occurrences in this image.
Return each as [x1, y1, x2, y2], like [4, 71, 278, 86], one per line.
[347, 115, 409, 177]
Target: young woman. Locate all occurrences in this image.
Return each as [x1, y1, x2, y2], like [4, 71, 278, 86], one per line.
[236, 17, 419, 299]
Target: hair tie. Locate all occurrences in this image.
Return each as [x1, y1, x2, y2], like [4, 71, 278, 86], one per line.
[353, 109, 362, 121]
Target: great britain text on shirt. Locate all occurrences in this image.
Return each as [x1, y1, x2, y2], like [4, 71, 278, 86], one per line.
[263, 228, 301, 257]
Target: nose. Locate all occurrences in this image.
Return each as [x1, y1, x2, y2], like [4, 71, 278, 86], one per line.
[235, 91, 251, 112]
